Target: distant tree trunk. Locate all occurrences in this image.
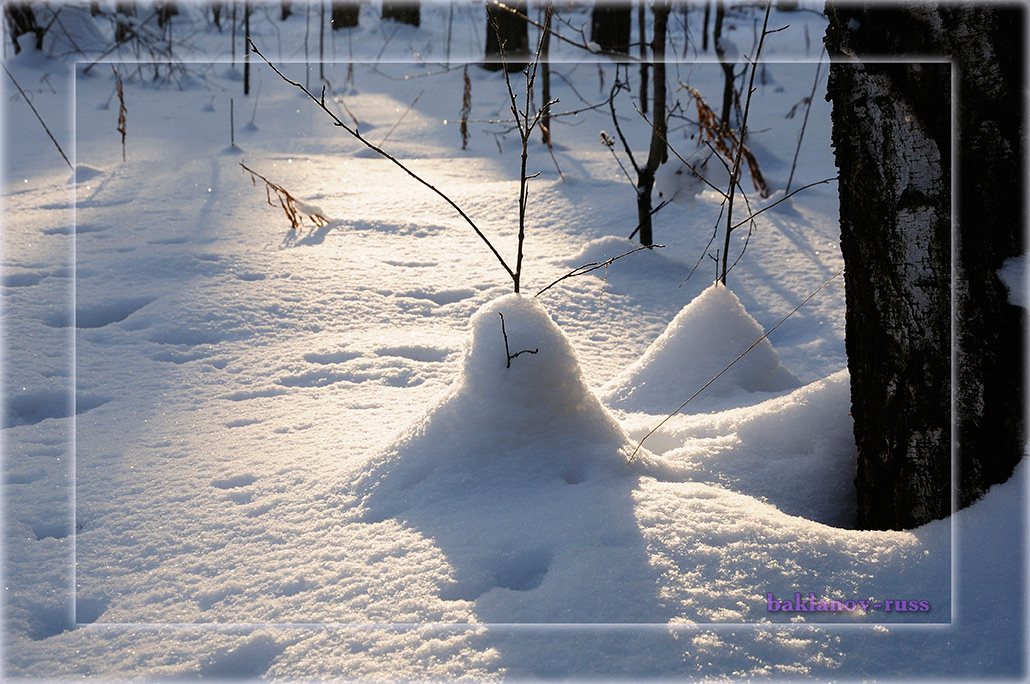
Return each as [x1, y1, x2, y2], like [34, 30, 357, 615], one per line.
[4, 3, 44, 53]
[702, 0, 711, 50]
[826, 3, 1026, 530]
[156, 1, 178, 28]
[112, 1, 136, 43]
[638, 1, 648, 113]
[636, 0, 669, 247]
[713, 0, 734, 126]
[484, 0, 528, 72]
[591, 1, 631, 54]
[211, 1, 224, 31]
[331, 1, 359, 29]
[540, 1, 553, 145]
[382, 0, 419, 26]
[243, 1, 251, 95]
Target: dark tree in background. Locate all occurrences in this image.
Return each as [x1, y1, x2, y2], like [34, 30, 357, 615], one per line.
[382, 0, 419, 27]
[484, 0, 528, 72]
[636, 0, 670, 247]
[331, 1, 359, 29]
[4, 3, 44, 53]
[825, 3, 1025, 530]
[590, 1, 631, 54]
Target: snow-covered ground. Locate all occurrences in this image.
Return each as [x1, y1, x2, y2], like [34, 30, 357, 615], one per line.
[2, 1, 1026, 680]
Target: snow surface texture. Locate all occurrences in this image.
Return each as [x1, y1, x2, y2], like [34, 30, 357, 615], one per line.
[2, 1, 1026, 681]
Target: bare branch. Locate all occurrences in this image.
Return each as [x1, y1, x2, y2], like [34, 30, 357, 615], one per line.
[535, 244, 664, 298]
[2, 62, 72, 171]
[248, 39, 516, 284]
[499, 313, 539, 368]
[720, 1, 773, 285]
[632, 102, 727, 200]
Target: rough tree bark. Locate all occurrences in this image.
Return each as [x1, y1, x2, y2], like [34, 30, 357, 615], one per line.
[825, 3, 1025, 530]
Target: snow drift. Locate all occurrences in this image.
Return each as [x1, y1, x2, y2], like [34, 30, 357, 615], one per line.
[602, 283, 801, 413]
[350, 295, 676, 622]
[354, 294, 655, 514]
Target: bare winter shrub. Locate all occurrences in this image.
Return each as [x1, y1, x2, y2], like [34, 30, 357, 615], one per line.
[240, 161, 329, 229]
[682, 84, 768, 198]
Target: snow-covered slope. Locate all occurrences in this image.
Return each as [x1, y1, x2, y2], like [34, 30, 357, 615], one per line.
[2, 1, 1025, 681]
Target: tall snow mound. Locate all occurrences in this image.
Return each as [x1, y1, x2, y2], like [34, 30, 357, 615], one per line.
[602, 284, 800, 413]
[354, 294, 656, 518]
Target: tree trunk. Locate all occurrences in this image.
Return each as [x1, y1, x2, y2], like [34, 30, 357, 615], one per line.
[4, 3, 44, 53]
[713, 0, 734, 126]
[638, 0, 648, 113]
[636, 0, 669, 247]
[331, 1, 359, 29]
[243, 1, 251, 95]
[484, 0, 528, 73]
[825, 3, 1025, 530]
[382, 0, 419, 26]
[591, 2, 631, 54]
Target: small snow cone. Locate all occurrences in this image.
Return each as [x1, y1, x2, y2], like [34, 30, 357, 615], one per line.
[353, 294, 645, 517]
[602, 284, 800, 414]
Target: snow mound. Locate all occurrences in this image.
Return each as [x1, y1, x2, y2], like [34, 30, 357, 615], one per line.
[654, 148, 729, 205]
[350, 296, 675, 619]
[72, 164, 105, 183]
[355, 294, 649, 516]
[626, 370, 857, 527]
[601, 284, 800, 413]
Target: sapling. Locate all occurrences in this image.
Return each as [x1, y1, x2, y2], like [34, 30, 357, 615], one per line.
[493, 13, 556, 292]
[719, 0, 774, 285]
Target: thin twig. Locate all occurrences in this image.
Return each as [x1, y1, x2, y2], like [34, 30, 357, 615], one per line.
[720, 1, 772, 285]
[786, 49, 825, 194]
[608, 80, 641, 178]
[499, 313, 538, 368]
[112, 65, 127, 162]
[535, 244, 664, 297]
[377, 87, 424, 147]
[629, 266, 845, 463]
[2, 62, 72, 171]
[495, 15, 549, 294]
[729, 176, 838, 232]
[249, 39, 515, 285]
